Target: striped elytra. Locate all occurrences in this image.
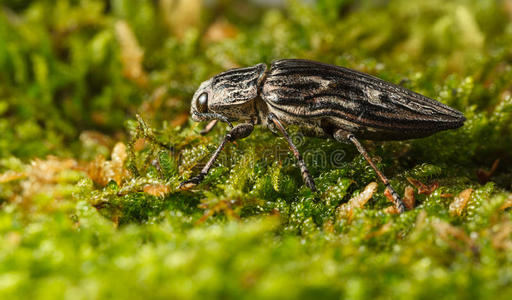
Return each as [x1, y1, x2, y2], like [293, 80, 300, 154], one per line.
[261, 59, 466, 140]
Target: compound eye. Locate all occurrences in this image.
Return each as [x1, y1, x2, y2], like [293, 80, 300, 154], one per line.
[197, 92, 208, 113]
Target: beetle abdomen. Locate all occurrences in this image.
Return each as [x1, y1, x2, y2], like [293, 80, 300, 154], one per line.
[261, 59, 466, 140]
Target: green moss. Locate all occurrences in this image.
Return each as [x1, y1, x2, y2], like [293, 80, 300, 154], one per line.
[1, 0, 512, 299]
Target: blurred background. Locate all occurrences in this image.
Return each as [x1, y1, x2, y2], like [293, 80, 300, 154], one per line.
[1, 0, 511, 160]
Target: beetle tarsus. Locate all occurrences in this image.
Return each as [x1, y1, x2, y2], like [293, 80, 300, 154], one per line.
[304, 175, 317, 192]
[337, 131, 406, 213]
[268, 113, 317, 192]
[385, 184, 405, 213]
[179, 174, 205, 190]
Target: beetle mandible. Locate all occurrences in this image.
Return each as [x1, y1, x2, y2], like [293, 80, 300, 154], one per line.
[179, 59, 466, 213]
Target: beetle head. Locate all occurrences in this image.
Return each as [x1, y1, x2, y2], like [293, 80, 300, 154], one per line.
[190, 79, 217, 122]
[190, 78, 246, 125]
[190, 63, 267, 124]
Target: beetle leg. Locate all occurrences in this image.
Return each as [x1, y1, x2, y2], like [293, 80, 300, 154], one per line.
[179, 123, 254, 190]
[200, 119, 219, 135]
[334, 130, 405, 213]
[268, 113, 317, 192]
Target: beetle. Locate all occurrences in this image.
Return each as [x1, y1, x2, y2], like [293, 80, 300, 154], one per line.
[179, 59, 466, 213]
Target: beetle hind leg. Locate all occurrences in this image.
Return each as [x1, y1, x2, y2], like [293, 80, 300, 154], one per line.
[334, 130, 405, 213]
[268, 113, 317, 192]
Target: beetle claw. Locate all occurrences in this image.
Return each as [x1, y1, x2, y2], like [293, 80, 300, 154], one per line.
[305, 177, 317, 192]
[179, 176, 203, 190]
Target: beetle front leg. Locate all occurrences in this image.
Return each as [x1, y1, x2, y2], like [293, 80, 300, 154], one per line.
[268, 113, 317, 192]
[334, 130, 405, 213]
[200, 119, 219, 135]
[179, 123, 254, 190]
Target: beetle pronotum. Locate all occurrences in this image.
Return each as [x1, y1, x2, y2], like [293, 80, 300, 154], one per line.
[180, 59, 466, 213]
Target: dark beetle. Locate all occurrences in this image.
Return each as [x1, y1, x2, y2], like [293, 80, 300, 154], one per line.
[180, 59, 466, 213]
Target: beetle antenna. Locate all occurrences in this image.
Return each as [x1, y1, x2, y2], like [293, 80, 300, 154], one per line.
[194, 112, 234, 128]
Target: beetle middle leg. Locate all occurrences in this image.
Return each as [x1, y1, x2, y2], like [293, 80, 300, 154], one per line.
[179, 123, 254, 190]
[334, 130, 405, 213]
[268, 113, 317, 192]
